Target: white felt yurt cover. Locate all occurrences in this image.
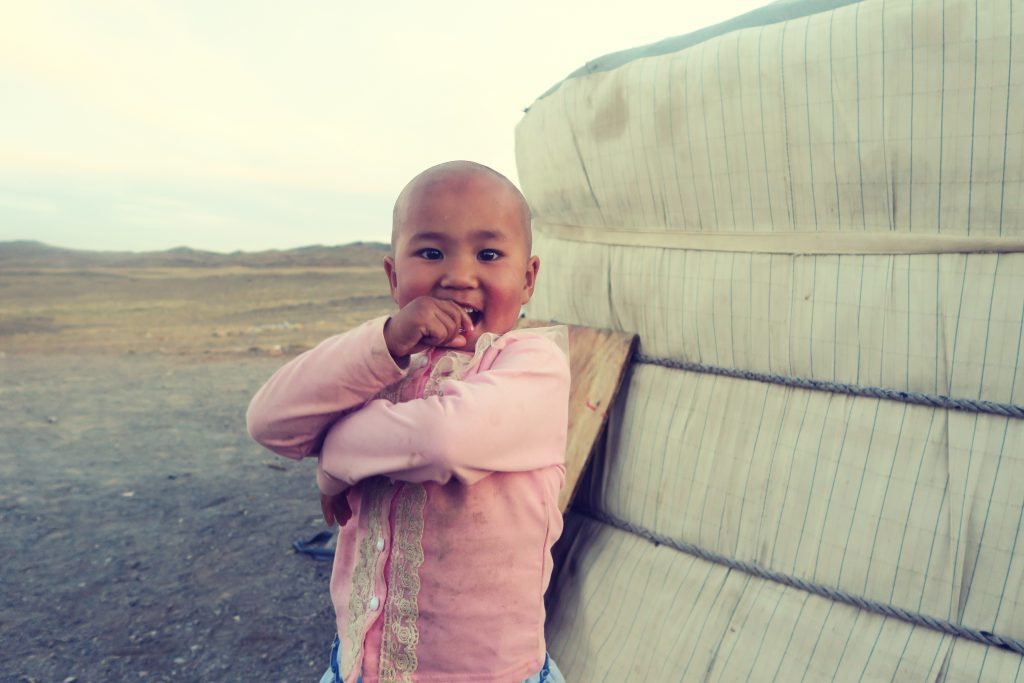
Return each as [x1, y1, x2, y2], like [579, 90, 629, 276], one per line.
[516, 0, 1024, 680]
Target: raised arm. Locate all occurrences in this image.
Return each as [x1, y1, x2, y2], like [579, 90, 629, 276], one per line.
[319, 332, 570, 486]
[246, 317, 408, 459]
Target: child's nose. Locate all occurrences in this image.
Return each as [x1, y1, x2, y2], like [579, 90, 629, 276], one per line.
[440, 257, 478, 289]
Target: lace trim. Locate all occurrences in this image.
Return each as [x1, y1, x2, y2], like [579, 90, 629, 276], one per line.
[375, 356, 429, 404]
[378, 483, 427, 682]
[421, 326, 570, 397]
[341, 477, 391, 678]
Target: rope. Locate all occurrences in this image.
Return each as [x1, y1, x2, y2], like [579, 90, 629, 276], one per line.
[576, 507, 1024, 656]
[635, 354, 1024, 419]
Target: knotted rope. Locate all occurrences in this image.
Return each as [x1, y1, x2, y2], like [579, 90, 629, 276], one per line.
[635, 354, 1024, 419]
[576, 506, 1024, 656]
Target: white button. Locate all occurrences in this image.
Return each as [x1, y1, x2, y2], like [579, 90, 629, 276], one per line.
[376, 537, 385, 552]
[369, 596, 380, 611]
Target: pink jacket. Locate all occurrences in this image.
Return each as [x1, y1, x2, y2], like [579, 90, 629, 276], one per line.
[247, 317, 569, 682]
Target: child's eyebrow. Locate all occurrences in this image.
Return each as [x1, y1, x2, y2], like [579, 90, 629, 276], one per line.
[408, 229, 509, 242]
[471, 229, 508, 242]
[407, 231, 450, 243]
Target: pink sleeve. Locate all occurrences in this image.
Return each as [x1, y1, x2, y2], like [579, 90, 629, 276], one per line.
[245, 317, 407, 460]
[319, 334, 570, 486]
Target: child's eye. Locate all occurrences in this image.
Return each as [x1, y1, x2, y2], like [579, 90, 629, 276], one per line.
[417, 248, 443, 260]
[478, 249, 502, 262]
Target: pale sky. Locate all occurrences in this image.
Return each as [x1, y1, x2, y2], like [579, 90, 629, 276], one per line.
[1, 0, 767, 253]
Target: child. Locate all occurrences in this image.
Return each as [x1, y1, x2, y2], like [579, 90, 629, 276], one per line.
[247, 161, 569, 683]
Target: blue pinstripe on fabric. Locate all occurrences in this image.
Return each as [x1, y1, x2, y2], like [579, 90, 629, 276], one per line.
[700, 43, 722, 229]
[797, 600, 839, 683]
[744, 585, 792, 681]
[654, 561, 718, 682]
[949, 255, 970, 394]
[862, 404, 910, 593]
[768, 592, 814, 682]
[563, 531, 638, 672]
[768, 391, 813, 568]
[804, 17, 820, 228]
[632, 57, 655, 227]
[836, 401, 883, 586]
[811, 398, 857, 581]
[768, 254, 776, 373]
[998, 0, 1013, 235]
[834, 256, 842, 381]
[640, 369, 676, 529]
[651, 544, 704, 680]
[785, 394, 827, 571]
[949, 418, 984, 621]
[591, 541, 649, 679]
[676, 568, 732, 682]
[829, 11, 843, 229]
[917, 470, 951, 612]
[811, 257, 818, 376]
[881, 0, 891, 230]
[734, 385, 772, 559]
[713, 578, 769, 680]
[967, 0, 980, 232]
[737, 33, 757, 230]
[889, 411, 939, 603]
[782, 20, 797, 228]
[758, 26, 777, 229]
[906, 256, 911, 388]
[684, 58, 706, 231]
[561, 528, 622, 667]
[976, 256, 1001, 399]
[710, 255, 722, 367]
[855, 1, 868, 229]
[969, 417, 1013, 680]
[668, 54, 688, 228]
[716, 40, 737, 231]
[752, 390, 797, 553]
[830, 608, 866, 679]
[686, 378, 720, 547]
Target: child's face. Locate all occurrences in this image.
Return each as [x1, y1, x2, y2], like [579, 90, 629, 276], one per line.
[384, 170, 539, 349]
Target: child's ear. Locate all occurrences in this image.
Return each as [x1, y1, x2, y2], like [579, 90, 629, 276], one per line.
[520, 256, 540, 304]
[383, 256, 400, 304]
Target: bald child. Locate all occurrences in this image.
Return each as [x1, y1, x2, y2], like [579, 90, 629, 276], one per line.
[248, 161, 569, 683]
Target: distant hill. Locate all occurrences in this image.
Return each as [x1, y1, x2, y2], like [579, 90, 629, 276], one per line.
[0, 240, 390, 269]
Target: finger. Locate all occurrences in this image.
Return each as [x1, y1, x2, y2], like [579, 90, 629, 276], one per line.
[320, 494, 335, 527]
[421, 308, 461, 346]
[330, 495, 350, 527]
[432, 301, 472, 343]
[333, 496, 353, 527]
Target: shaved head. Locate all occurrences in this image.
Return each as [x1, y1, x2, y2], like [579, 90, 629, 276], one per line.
[392, 161, 532, 253]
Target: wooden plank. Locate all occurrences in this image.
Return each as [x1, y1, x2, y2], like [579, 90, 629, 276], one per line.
[520, 320, 637, 512]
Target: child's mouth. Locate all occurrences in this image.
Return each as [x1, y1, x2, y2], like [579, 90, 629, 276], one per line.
[461, 306, 483, 327]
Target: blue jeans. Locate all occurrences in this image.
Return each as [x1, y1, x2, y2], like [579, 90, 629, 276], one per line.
[318, 636, 565, 683]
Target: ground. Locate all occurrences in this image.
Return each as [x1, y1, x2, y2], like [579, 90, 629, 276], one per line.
[0, 243, 395, 682]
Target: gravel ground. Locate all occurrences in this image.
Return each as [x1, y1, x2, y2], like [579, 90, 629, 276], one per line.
[1, 352, 341, 682]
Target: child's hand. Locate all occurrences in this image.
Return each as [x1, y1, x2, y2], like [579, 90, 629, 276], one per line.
[383, 296, 475, 360]
[321, 492, 352, 527]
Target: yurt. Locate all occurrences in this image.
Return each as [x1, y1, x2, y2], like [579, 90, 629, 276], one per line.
[516, 0, 1024, 679]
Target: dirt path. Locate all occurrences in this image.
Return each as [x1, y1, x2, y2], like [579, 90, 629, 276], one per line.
[1, 353, 347, 682]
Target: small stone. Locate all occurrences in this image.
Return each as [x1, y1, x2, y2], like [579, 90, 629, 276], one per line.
[63, 677, 78, 683]
[46, 416, 58, 424]
[173, 657, 185, 665]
